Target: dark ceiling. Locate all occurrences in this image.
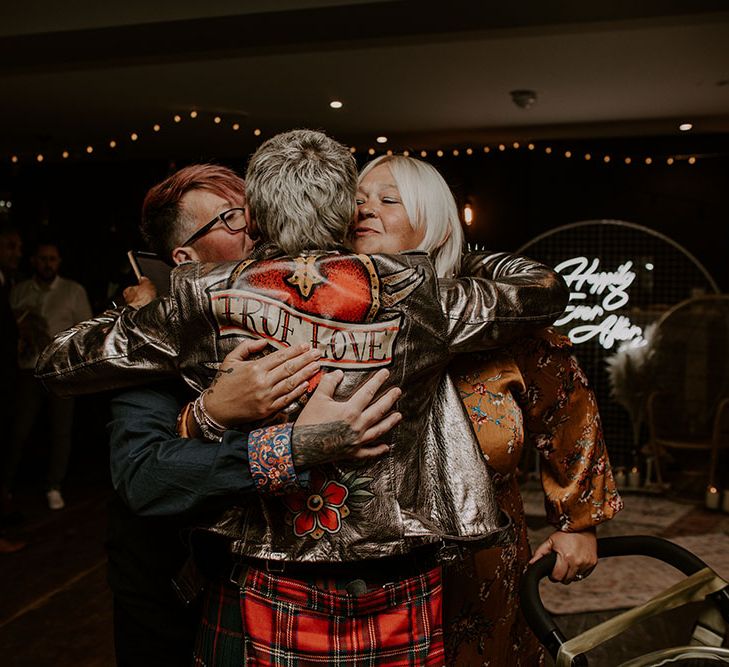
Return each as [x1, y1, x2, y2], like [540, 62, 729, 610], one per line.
[2, 1, 729, 163]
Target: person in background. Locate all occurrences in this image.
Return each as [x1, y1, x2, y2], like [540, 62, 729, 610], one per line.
[5, 241, 91, 510]
[0, 221, 26, 553]
[352, 154, 622, 665]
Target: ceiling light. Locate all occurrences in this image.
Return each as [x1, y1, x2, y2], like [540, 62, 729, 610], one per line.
[86, 146, 94, 154]
[688, 156, 697, 164]
[130, 132, 139, 141]
[349, 146, 356, 153]
[679, 123, 693, 132]
[36, 154, 44, 162]
[11, 156, 18, 163]
[368, 148, 375, 155]
[253, 128, 261, 136]
[376, 136, 387, 144]
[403, 150, 410, 157]
[153, 124, 161, 132]
[62, 150, 69, 159]
[109, 140, 117, 148]
[232, 123, 240, 131]
[214, 116, 221, 124]
[173, 115, 182, 123]
[329, 100, 343, 109]
[436, 150, 444, 157]
[190, 111, 198, 119]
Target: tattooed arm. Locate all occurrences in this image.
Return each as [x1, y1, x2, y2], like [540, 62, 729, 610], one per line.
[246, 370, 400, 495]
[195, 338, 400, 465]
[292, 369, 401, 467]
[109, 371, 402, 515]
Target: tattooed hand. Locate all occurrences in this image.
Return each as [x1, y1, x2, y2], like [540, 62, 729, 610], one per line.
[292, 369, 402, 467]
[202, 340, 322, 427]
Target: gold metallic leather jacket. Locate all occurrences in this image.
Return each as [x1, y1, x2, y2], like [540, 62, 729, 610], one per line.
[37, 247, 567, 562]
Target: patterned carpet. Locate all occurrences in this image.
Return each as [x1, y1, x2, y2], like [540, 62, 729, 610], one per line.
[523, 489, 729, 614]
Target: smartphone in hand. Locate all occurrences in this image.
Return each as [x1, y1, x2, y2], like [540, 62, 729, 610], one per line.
[127, 250, 172, 296]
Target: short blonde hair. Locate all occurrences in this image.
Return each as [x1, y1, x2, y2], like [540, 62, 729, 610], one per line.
[358, 155, 463, 277]
[246, 129, 357, 255]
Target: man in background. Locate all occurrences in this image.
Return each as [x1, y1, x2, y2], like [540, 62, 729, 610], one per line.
[4, 241, 91, 510]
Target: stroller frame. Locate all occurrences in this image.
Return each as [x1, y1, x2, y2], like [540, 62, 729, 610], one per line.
[520, 535, 729, 667]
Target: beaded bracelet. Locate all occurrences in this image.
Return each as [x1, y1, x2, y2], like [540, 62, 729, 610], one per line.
[191, 389, 227, 442]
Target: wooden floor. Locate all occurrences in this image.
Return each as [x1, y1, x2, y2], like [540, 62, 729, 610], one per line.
[0, 481, 115, 667]
[1, 468, 728, 666]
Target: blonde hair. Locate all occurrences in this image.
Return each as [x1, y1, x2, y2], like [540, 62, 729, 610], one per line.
[358, 155, 463, 277]
[246, 130, 357, 255]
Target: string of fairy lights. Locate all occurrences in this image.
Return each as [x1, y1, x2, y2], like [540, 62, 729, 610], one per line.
[350, 142, 700, 166]
[4, 109, 707, 168]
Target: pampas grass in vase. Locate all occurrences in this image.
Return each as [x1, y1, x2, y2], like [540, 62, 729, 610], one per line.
[605, 324, 657, 463]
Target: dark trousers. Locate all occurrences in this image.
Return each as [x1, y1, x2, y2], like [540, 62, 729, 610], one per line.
[107, 494, 200, 667]
[2, 369, 74, 490]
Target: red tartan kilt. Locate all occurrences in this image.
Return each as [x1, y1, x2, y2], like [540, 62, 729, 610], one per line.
[195, 565, 445, 666]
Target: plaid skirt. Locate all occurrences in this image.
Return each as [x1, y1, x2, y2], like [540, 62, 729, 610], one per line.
[193, 565, 444, 666]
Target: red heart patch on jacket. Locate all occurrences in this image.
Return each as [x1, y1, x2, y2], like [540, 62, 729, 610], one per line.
[234, 254, 381, 323]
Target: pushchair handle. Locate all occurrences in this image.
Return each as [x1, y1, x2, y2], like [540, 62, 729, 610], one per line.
[519, 535, 716, 664]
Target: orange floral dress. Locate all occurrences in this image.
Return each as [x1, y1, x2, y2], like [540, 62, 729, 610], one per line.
[443, 329, 623, 666]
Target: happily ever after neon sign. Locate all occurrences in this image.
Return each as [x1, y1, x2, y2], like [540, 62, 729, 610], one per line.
[553, 256, 644, 350]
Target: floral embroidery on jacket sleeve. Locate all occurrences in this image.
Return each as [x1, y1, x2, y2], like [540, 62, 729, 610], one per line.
[247, 423, 301, 495]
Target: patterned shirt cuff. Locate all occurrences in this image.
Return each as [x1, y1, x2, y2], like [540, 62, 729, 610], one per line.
[248, 423, 303, 495]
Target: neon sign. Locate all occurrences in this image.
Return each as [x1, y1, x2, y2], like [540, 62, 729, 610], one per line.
[554, 256, 644, 349]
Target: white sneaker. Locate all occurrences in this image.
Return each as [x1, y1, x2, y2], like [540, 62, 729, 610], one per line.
[46, 489, 65, 510]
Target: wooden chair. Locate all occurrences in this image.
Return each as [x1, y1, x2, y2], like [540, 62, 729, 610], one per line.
[647, 391, 729, 488]
[644, 296, 729, 490]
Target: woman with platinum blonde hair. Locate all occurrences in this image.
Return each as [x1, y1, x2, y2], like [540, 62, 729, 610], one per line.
[352, 154, 623, 666]
[355, 155, 463, 277]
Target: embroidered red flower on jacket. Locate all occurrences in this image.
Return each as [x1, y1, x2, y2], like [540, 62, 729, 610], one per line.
[283, 470, 350, 540]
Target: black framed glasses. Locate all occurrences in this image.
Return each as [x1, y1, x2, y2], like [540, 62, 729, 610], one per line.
[181, 207, 247, 247]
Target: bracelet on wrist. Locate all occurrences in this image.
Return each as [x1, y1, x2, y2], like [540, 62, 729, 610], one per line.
[192, 389, 227, 442]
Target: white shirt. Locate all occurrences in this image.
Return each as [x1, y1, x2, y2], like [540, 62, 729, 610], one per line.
[10, 276, 92, 368]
